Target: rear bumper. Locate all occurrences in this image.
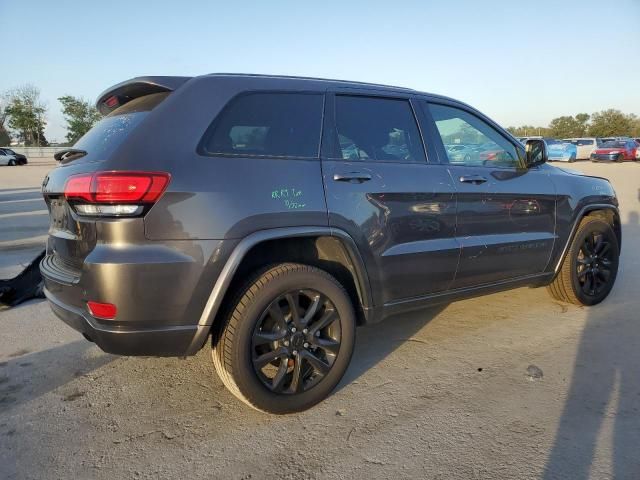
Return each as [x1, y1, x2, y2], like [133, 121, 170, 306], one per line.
[44, 287, 209, 356]
[591, 154, 620, 162]
[39, 238, 227, 356]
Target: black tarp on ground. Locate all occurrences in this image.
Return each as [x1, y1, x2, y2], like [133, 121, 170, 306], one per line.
[0, 250, 46, 307]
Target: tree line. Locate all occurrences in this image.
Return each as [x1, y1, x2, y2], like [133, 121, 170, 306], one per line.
[2, 83, 639, 147]
[507, 110, 640, 139]
[0, 84, 101, 147]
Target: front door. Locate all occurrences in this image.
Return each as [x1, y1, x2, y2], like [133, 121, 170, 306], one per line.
[426, 102, 556, 289]
[322, 93, 459, 305]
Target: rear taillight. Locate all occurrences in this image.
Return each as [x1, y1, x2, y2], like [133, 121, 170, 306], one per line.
[64, 171, 170, 217]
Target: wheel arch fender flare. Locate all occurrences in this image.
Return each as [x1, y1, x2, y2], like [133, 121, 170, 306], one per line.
[553, 203, 621, 274]
[185, 226, 373, 354]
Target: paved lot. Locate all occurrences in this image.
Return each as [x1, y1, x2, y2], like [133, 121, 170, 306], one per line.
[1, 161, 639, 479]
[0, 162, 52, 278]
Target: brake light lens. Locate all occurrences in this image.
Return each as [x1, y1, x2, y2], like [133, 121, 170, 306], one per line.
[65, 171, 170, 203]
[104, 95, 120, 109]
[64, 171, 170, 216]
[87, 301, 117, 320]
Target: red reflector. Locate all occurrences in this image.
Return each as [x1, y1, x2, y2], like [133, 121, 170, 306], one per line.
[64, 171, 170, 204]
[104, 95, 119, 108]
[87, 301, 117, 319]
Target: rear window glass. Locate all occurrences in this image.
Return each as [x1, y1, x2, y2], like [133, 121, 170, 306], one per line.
[202, 93, 324, 158]
[73, 92, 169, 160]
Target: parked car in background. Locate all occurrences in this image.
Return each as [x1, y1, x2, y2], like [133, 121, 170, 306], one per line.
[544, 138, 577, 162]
[0, 149, 17, 166]
[563, 138, 601, 160]
[591, 139, 638, 162]
[0, 148, 28, 165]
[445, 144, 476, 164]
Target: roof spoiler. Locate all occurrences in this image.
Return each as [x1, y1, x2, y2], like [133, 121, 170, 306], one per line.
[95, 76, 191, 115]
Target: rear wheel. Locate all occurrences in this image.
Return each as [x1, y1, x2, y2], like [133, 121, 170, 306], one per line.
[8, 159, 15, 166]
[617, 154, 624, 162]
[212, 263, 356, 414]
[547, 217, 619, 306]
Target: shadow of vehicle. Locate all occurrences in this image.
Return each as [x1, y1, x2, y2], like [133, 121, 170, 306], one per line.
[0, 340, 114, 412]
[338, 304, 448, 391]
[543, 212, 640, 478]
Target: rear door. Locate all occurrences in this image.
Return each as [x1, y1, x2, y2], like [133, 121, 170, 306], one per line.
[321, 91, 459, 305]
[425, 101, 556, 289]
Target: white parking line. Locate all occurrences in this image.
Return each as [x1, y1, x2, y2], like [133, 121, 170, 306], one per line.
[0, 235, 48, 249]
[0, 209, 49, 220]
[0, 197, 44, 204]
[0, 188, 41, 196]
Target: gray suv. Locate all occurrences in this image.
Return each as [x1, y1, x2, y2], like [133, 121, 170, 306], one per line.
[41, 74, 621, 413]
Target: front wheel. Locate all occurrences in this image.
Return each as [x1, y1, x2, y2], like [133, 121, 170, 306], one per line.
[547, 217, 619, 306]
[212, 263, 356, 414]
[8, 159, 15, 166]
[617, 154, 624, 163]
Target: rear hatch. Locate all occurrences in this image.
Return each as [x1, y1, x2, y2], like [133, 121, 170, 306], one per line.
[41, 78, 186, 282]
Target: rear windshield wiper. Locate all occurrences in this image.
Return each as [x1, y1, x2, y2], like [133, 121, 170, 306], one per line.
[54, 148, 88, 162]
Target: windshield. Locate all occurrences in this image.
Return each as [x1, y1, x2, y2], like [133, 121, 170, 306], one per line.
[602, 141, 626, 148]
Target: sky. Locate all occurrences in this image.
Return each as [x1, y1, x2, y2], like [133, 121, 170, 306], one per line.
[2, 0, 639, 143]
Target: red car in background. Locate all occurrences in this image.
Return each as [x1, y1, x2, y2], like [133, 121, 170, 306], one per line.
[591, 140, 638, 162]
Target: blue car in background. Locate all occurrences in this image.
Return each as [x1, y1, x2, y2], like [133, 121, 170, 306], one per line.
[544, 138, 577, 162]
[519, 137, 577, 162]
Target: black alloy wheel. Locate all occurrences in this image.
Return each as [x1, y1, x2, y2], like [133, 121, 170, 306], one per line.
[251, 289, 341, 394]
[576, 231, 614, 297]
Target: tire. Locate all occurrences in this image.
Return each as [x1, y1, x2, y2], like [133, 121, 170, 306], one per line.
[547, 216, 619, 306]
[212, 263, 356, 414]
[8, 159, 15, 166]
[569, 155, 576, 163]
[617, 154, 624, 163]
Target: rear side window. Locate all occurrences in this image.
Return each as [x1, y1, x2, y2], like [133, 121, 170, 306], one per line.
[74, 92, 169, 161]
[577, 139, 594, 146]
[202, 93, 323, 159]
[333, 95, 426, 163]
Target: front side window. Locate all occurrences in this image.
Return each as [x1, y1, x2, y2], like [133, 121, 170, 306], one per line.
[429, 103, 521, 168]
[202, 93, 323, 158]
[333, 95, 426, 163]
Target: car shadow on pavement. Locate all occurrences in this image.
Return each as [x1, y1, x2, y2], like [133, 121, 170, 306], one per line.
[0, 340, 114, 412]
[337, 304, 448, 392]
[543, 212, 640, 479]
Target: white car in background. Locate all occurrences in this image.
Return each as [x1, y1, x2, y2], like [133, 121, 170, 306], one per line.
[0, 149, 17, 166]
[563, 137, 602, 160]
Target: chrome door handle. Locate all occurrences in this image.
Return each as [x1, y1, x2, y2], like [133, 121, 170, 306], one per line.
[333, 172, 372, 183]
[459, 175, 487, 185]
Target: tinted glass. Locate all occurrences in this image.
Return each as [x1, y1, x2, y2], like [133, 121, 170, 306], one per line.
[74, 92, 169, 160]
[577, 139, 594, 146]
[204, 93, 323, 158]
[333, 95, 425, 163]
[603, 141, 626, 148]
[429, 103, 520, 168]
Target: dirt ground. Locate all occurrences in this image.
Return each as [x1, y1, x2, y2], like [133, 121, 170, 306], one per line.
[1, 161, 639, 479]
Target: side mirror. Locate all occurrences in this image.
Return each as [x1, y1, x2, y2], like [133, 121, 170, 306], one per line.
[525, 139, 547, 167]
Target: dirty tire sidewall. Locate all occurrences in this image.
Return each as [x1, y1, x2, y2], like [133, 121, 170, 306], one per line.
[215, 264, 356, 414]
